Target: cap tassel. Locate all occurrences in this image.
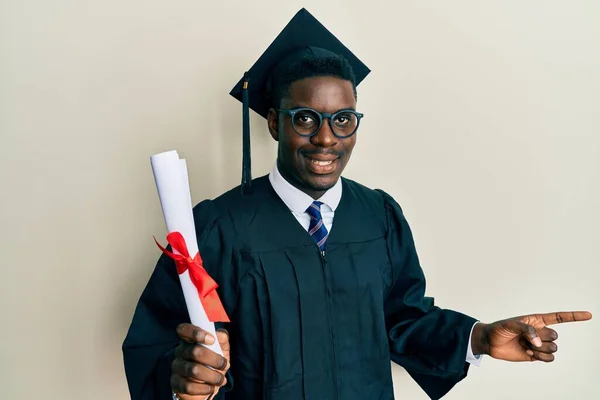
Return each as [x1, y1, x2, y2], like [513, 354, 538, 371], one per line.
[241, 72, 252, 195]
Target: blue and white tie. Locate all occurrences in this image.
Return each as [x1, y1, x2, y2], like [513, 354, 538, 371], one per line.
[306, 201, 328, 252]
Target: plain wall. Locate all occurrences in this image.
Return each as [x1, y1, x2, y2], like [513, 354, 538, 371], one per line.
[1, 1, 598, 398]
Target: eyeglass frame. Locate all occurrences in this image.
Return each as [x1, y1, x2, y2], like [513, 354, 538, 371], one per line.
[274, 107, 364, 138]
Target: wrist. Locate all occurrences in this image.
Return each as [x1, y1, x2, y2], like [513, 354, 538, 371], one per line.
[471, 322, 490, 356]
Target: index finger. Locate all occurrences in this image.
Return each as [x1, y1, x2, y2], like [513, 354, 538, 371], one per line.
[176, 323, 216, 345]
[539, 311, 592, 326]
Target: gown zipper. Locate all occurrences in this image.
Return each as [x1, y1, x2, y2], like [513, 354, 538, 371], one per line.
[319, 248, 339, 399]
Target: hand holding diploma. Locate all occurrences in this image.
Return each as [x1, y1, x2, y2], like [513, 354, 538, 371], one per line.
[171, 325, 230, 399]
[150, 150, 231, 399]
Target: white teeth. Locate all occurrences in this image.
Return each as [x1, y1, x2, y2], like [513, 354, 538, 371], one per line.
[310, 159, 333, 166]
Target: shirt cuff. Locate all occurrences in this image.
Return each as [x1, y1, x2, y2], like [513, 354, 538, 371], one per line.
[466, 321, 483, 366]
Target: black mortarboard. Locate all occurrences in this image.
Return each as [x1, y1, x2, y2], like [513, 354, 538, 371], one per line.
[229, 8, 371, 194]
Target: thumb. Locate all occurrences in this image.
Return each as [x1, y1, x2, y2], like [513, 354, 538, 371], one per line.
[216, 329, 229, 346]
[512, 320, 542, 348]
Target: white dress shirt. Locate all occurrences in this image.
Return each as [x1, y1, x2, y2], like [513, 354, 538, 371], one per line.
[268, 162, 482, 366]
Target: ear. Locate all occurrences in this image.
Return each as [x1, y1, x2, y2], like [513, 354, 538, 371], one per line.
[267, 108, 279, 141]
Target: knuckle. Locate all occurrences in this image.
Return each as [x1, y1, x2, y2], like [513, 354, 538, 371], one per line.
[192, 345, 205, 361]
[189, 363, 201, 378]
[176, 323, 187, 337]
[555, 313, 563, 323]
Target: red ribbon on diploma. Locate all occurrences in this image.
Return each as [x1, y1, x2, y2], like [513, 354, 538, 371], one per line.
[154, 232, 230, 323]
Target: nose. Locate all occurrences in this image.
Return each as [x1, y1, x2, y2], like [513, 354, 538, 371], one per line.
[310, 119, 338, 148]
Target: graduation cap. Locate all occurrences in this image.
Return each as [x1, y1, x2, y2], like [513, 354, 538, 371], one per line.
[229, 8, 371, 194]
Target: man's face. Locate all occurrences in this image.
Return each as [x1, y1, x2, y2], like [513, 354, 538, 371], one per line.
[267, 76, 357, 199]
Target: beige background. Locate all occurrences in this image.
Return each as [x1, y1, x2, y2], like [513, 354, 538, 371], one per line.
[1, 0, 598, 399]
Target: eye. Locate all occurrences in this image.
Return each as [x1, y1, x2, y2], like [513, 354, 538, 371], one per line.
[333, 112, 354, 126]
[293, 111, 318, 127]
[335, 116, 349, 124]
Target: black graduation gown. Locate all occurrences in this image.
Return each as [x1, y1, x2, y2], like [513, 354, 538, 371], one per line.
[123, 175, 477, 400]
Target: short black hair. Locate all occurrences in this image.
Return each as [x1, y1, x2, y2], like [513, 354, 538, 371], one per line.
[267, 54, 357, 110]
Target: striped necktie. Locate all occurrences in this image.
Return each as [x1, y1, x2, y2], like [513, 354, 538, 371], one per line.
[306, 201, 328, 252]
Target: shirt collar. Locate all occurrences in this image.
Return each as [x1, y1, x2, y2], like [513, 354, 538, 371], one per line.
[269, 161, 342, 215]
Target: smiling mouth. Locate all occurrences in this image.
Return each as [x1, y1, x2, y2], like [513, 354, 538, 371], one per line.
[304, 155, 339, 174]
[309, 159, 334, 166]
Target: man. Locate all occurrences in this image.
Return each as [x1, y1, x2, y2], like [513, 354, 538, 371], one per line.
[122, 8, 591, 400]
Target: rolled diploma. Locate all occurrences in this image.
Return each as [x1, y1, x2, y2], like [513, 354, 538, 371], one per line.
[150, 150, 223, 356]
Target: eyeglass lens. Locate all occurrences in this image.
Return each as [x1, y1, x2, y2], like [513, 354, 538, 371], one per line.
[292, 109, 358, 137]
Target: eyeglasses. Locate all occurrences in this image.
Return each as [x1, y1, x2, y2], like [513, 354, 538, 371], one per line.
[275, 107, 364, 138]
